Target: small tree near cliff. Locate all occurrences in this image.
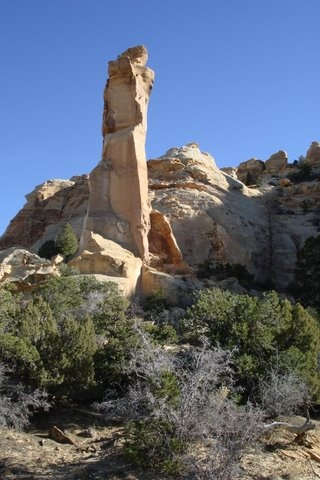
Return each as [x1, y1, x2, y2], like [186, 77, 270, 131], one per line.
[55, 223, 78, 259]
[38, 224, 78, 260]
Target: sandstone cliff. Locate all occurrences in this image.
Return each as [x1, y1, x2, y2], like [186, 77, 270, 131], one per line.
[1, 46, 319, 297]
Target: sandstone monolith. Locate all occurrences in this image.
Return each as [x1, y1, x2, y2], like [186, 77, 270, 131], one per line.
[80, 46, 153, 261]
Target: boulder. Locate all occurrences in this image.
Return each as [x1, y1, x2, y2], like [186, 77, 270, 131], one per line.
[306, 141, 320, 166]
[141, 265, 190, 306]
[0, 176, 89, 252]
[236, 158, 265, 184]
[69, 232, 142, 296]
[0, 247, 60, 287]
[265, 150, 288, 171]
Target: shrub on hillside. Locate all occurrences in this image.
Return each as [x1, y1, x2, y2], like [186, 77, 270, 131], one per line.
[288, 157, 318, 183]
[197, 261, 254, 288]
[0, 277, 132, 401]
[184, 288, 320, 400]
[96, 328, 263, 478]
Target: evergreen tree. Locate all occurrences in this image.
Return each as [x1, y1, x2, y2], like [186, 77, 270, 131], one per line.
[0, 286, 21, 331]
[55, 223, 78, 259]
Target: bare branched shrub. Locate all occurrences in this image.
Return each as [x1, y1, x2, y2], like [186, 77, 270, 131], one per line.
[259, 369, 311, 418]
[0, 362, 50, 430]
[184, 401, 262, 480]
[95, 326, 263, 477]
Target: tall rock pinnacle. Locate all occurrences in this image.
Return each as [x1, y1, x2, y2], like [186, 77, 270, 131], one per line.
[80, 46, 154, 262]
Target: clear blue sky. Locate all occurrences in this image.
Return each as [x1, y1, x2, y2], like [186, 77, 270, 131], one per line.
[1, 0, 320, 236]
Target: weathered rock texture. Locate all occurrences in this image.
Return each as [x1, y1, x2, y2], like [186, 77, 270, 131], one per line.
[0, 248, 60, 289]
[236, 158, 265, 184]
[148, 145, 264, 277]
[265, 150, 288, 172]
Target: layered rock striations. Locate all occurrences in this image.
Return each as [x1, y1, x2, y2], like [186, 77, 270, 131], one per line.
[0, 248, 61, 289]
[148, 144, 266, 278]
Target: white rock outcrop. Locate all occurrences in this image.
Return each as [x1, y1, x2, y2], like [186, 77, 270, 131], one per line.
[0, 248, 60, 288]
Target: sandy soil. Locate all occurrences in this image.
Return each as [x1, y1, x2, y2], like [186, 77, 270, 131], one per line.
[1, 410, 320, 480]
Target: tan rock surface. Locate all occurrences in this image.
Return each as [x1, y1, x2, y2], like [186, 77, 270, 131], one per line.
[141, 265, 191, 305]
[149, 210, 188, 271]
[1, 139, 319, 295]
[148, 144, 265, 278]
[69, 232, 142, 296]
[265, 150, 288, 171]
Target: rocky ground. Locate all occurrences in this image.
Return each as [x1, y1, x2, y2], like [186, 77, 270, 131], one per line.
[1, 409, 320, 480]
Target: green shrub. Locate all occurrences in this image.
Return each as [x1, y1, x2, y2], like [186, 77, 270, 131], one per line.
[288, 158, 316, 183]
[0, 277, 132, 401]
[143, 322, 178, 345]
[144, 290, 169, 313]
[124, 419, 185, 474]
[0, 286, 21, 330]
[185, 288, 320, 400]
[38, 224, 78, 260]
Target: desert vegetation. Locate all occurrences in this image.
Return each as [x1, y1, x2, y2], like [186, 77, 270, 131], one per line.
[0, 266, 319, 477]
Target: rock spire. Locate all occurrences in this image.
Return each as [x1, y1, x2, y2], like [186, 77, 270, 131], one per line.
[80, 45, 154, 262]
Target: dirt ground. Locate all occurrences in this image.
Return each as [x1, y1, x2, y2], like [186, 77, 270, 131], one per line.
[1, 409, 320, 480]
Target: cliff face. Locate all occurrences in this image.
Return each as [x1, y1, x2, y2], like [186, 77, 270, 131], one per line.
[1, 47, 319, 296]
